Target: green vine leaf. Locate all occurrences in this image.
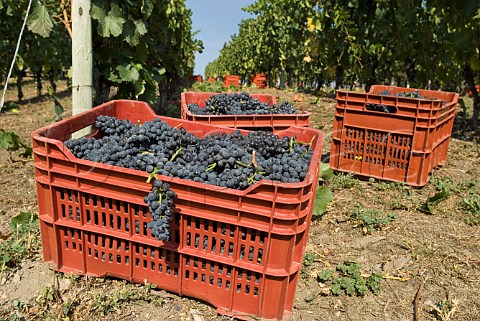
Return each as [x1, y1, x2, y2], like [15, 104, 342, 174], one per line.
[133, 80, 146, 98]
[117, 65, 140, 82]
[90, 1, 107, 22]
[48, 87, 64, 121]
[93, 3, 126, 37]
[104, 4, 126, 37]
[10, 212, 37, 232]
[134, 19, 147, 36]
[312, 186, 333, 218]
[27, 0, 53, 37]
[420, 190, 450, 214]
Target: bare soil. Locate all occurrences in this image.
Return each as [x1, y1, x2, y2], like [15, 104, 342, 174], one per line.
[0, 82, 479, 321]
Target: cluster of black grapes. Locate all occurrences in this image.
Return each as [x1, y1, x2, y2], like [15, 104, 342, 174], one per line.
[64, 115, 313, 241]
[365, 103, 397, 113]
[144, 179, 176, 241]
[188, 92, 296, 115]
[378, 89, 445, 104]
[378, 89, 428, 99]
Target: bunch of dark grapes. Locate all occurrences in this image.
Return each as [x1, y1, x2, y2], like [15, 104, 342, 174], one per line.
[365, 103, 397, 113]
[378, 89, 428, 99]
[64, 115, 314, 241]
[378, 89, 445, 104]
[144, 179, 176, 241]
[188, 92, 296, 115]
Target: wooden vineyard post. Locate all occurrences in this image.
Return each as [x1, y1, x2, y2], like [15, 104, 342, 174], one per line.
[72, 0, 93, 138]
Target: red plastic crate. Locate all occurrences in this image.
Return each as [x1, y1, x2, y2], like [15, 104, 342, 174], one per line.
[467, 84, 480, 96]
[252, 74, 267, 89]
[330, 85, 458, 186]
[32, 100, 324, 321]
[224, 75, 240, 87]
[189, 75, 203, 83]
[181, 92, 310, 131]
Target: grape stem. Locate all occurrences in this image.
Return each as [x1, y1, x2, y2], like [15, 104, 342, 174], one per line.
[206, 163, 217, 171]
[170, 146, 183, 162]
[235, 160, 251, 167]
[146, 167, 159, 183]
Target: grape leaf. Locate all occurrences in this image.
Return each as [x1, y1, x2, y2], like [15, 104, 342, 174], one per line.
[48, 86, 64, 120]
[104, 4, 126, 37]
[19, 147, 33, 158]
[151, 67, 166, 83]
[133, 80, 146, 97]
[116, 65, 140, 82]
[123, 21, 140, 46]
[320, 162, 333, 180]
[94, 3, 125, 37]
[108, 72, 122, 83]
[122, 20, 146, 46]
[27, 0, 53, 37]
[90, 1, 107, 21]
[0, 129, 22, 152]
[0, 129, 32, 157]
[10, 212, 37, 232]
[15, 55, 25, 71]
[421, 190, 450, 214]
[312, 186, 333, 218]
[134, 19, 147, 36]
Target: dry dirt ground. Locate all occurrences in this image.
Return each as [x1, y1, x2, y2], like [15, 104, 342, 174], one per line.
[0, 81, 479, 321]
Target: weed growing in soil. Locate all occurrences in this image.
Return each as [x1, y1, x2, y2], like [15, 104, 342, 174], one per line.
[8, 299, 29, 321]
[303, 253, 316, 267]
[330, 173, 359, 190]
[350, 206, 397, 234]
[463, 194, 480, 225]
[92, 282, 161, 316]
[0, 212, 40, 273]
[368, 178, 406, 191]
[317, 261, 382, 296]
[0, 129, 33, 160]
[427, 297, 460, 321]
[420, 190, 450, 214]
[33, 285, 74, 320]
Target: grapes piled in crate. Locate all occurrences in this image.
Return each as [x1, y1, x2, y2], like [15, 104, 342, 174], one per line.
[65, 114, 313, 241]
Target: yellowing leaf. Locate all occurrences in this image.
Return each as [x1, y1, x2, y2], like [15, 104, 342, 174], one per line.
[307, 17, 315, 32]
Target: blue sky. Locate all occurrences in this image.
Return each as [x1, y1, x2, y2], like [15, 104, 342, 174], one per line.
[185, 0, 256, 76]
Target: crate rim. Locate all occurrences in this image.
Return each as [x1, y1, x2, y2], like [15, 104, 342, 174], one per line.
[336, 86, 459, 106]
